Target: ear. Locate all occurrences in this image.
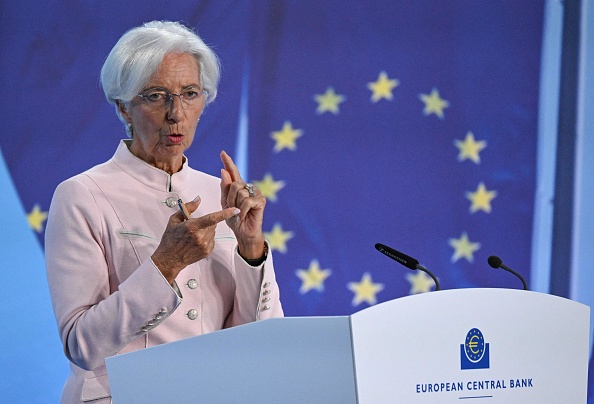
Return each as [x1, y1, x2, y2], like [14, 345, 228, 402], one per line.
[116, 100, 131, 124]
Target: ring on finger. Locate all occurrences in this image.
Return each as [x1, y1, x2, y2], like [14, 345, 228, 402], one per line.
[245, 183, 255, 197]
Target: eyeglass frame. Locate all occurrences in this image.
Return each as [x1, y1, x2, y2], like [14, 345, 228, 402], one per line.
[135, 87, 210, 110]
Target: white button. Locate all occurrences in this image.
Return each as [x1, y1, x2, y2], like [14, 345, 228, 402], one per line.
[164, 197, 178, 208]
[263, 282, 271, 288]
[186, 279, 198, 289]
[147, 320, 156, 326]
[159, 308, 167, 315]
[262, 290, 271, 296]
[261, 297, 270, 303]
[187, 309, 198, 320]
[141, 326, 150, 332]
[262, 305, 270, 311]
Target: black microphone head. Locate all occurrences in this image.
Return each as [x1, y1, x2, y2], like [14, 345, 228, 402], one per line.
[375, 243, 419, 270]
[487, 255, 503, 269]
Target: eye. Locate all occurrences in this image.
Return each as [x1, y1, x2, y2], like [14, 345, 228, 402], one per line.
[182, 90, 200, 100]
[144, 91, 167, 102]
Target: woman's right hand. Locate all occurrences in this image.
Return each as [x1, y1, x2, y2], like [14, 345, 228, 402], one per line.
[151, 196, 240, 284]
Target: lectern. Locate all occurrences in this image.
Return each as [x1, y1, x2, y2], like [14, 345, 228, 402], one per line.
[106, 289, 590, 403]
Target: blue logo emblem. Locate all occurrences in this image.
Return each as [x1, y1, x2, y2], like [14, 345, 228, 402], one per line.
[461, 328, 490, 370]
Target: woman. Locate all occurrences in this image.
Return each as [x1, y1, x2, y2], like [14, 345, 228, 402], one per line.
[45, 20, 283, 403]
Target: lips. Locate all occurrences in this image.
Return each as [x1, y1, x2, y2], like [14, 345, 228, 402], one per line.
[166, 134, 184, 144]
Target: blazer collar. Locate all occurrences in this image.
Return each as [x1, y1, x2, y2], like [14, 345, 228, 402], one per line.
[111, 139, 191, 192]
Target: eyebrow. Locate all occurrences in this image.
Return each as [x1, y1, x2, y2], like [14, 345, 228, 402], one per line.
[142, 84, 202, 92]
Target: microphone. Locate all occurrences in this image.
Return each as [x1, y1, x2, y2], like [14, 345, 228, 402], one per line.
[375, 243, 441, 291]
[487, 255, 528, 290]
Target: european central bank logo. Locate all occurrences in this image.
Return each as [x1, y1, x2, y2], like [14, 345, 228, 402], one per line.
[460, 328, 490, 370]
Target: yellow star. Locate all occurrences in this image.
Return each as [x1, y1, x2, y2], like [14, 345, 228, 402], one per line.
[466, 182, 497, 213]
[419, 88, 449, 119]
[347, 272, 385, 306]
[264, 223, 294, 253]
[27, 204, 48, 233]
[253, 173, 285, 202]
[296, 260, 332, 294]
[271, 121, 303, 153]
[448, 232, 481, 263]
[314, 87, 346, 115]
[406, 271, 436, 294]
[367, 71, 399, 102]
[454, 132, 487, 164]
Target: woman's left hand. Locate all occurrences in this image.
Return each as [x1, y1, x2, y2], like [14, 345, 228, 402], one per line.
[220, 151, 266, 260]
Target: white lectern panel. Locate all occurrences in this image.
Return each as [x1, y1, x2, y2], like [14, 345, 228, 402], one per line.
[350, 288, 589, 403]
[107, 316, 357, 403]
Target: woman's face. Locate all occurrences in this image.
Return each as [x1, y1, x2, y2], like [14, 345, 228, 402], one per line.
[118, 52, 205, 174]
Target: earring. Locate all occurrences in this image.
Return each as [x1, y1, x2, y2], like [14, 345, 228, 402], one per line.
[126, 123, 134, 138]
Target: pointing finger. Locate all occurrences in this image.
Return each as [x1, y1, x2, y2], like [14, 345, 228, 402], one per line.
[220, 150, 242, 182]
[220, 168, 232, 208]
[191, 207, 240, 229]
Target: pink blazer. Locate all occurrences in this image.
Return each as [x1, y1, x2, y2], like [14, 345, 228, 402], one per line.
[45, 140, 283, 403]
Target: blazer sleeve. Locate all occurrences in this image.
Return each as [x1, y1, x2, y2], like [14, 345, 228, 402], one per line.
[224, 242, 284, 328]
[45, 177, 181, 371]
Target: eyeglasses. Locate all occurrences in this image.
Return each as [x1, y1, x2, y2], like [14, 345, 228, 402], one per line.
[136, 88, 209, 110]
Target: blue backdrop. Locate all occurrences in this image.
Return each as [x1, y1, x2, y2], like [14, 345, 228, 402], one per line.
[0, 1, 591, 402]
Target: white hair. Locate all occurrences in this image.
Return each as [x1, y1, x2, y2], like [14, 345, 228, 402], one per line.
[100, 20, 220, 127]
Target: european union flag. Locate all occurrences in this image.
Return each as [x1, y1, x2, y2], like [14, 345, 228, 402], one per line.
[243, 1, 542, 315]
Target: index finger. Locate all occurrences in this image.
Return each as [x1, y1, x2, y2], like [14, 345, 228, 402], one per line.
[191, 207, 240, 229]
[220, 150, 243, 182]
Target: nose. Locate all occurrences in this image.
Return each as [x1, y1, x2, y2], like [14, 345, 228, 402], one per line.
[166, 94, 184, 122]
